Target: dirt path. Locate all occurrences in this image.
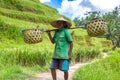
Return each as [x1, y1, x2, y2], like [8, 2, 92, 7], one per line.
[25, 62, 88, 80]
[25, 53, 108, 80]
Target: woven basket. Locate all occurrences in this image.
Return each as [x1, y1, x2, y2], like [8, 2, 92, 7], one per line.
[22, 28, 43, 44]
[86, 18, 107, 37]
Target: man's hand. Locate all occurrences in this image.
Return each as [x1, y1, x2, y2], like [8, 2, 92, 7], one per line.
[68, 42, 73, 62]
[46, 29, 51, 35]
[68, 54, 71, 62]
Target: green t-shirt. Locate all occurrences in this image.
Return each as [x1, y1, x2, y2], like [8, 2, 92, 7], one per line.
[53, 28, 73, 59]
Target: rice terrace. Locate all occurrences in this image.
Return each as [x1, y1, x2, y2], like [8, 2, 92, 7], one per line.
[0, 0, 120, 80]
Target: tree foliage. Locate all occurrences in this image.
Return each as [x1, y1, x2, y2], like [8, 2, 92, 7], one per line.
[103, 7, 120, 47]
[73, 6, 120, 47]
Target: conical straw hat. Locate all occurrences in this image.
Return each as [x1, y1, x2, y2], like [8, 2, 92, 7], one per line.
[50, 17, 72, 28]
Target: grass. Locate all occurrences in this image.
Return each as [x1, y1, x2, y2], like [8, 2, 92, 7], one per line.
[0, 0, 114, 79]
[71, 46, 101, 63]
[73, 50, 120, 80]
[0, 7, 58, 23]
[0, 65, 30, 80]
[0, 0, 58, 15]
[0, 15, 112, 79]
[0, 44, 53, 79]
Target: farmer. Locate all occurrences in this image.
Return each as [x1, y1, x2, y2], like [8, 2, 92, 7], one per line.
[46, 17, 73, 80]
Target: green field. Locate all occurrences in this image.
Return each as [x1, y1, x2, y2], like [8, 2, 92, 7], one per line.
[0, 0, 115, 80]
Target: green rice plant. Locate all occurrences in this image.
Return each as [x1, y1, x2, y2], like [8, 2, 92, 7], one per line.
[0, 7, 58, 23]
[0, 46, 53, 66]
[101, 47, 111, 52]
[0, 65, 31, 80]
[30, 65, 49, 72]
[107, 48, 120, 56]
[0, 44, 54, 79]
[0, 14, 55, 46]
[73, 52, 120, 80]
[72, 46, 101, 63]
[100, 38, 112, 47]
[85, 36, 95, 46]
[0, 0, 58, 15]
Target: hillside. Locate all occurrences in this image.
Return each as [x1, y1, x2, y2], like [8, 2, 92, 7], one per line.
[0, 0, 59, 22]
[0, 0, 113, 80]
[0, 0, 111, 48]
[0, 0, 64, 48]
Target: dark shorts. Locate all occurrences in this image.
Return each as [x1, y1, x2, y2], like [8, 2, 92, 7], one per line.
[50, 59, 69, 71]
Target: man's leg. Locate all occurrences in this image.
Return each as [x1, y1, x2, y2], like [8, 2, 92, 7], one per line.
[50, 59, 59, 80]
[51, 69, 57, 80]
[64, 71, 68, 80]
[59, 59, 69, 80]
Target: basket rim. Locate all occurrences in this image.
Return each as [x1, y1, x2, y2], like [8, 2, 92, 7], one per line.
[22, 28, 40, 33]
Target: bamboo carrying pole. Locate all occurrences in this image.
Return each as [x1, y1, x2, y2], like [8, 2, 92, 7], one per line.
[43, 26, 85, 32]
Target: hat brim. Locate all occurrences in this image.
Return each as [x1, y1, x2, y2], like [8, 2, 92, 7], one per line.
[50, 20, 72, 28]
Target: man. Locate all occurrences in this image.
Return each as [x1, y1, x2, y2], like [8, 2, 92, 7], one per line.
[46, 17, 73, 80]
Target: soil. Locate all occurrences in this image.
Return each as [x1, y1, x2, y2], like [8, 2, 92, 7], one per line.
[25, 53, 108, 80]
[25, 62, 88, 80]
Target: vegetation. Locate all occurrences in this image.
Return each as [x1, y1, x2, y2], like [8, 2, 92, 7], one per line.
[0, 0, 61, 79]
[103, 7, 120, 47]
[73, 6, 120, 47]
[0, 0, 115, 80]
[73, 49, 120, 80]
